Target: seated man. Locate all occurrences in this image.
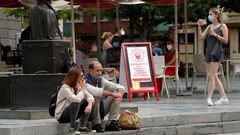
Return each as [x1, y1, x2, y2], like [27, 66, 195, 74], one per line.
[85, 61, 125, 132]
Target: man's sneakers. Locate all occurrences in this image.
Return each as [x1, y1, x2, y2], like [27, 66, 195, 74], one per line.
[92, 123, 105, 133]
[207, 97, 229, 106]
[214, 97, 229, 105]
[69, 128, 80, 135]
[207, 98, 213, 106]
[105, 120, 121, 131]
[79, 127, 92, 133]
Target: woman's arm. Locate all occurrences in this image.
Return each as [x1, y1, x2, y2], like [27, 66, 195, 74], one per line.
[216, 24, 228, 44]
[197, 20, 210, 41]
[60, 85, 84, 103]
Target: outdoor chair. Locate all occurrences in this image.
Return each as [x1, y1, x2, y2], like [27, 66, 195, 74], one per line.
[0, 61, 14, 75]
[102, 67, 117, 83]
[231, 63, 240, 91]
[154, 56, 183, 98]
[191, 54, 226, 94]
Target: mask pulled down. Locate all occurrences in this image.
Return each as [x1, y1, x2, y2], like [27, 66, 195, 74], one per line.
[90, 73, 102, 82]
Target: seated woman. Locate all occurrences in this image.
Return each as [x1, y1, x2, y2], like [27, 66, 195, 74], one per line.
[55, 67, 94, 135]
[165, 40, 176, 76]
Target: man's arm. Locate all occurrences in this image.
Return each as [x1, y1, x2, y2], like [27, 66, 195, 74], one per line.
[102, 78, 125, 93]
[86, 83, 122, 98]
[102, 90, 122, 98]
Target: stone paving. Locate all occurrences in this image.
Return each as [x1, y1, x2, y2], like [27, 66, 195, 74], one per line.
[0, 76, 239, 135]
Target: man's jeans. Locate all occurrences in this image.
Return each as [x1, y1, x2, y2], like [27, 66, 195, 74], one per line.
[90, 96, 119, 125]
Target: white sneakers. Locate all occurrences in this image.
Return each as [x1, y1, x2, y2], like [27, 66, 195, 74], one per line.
[214, 97, 229, 105]
[69, 128, 80, 135]
[207, 98, 213, 106]
[207, 97, 229, 106]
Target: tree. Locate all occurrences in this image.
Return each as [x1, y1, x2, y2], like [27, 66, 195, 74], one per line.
[0, 7, 83, 28]
[2, 8, 30, 28]
[1, 0, 240, 40]
[219, 0, 240, 13]
[101, 4, 169, 41]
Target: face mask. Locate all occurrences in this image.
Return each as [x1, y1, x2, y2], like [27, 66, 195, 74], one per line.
[90, 73, 102, 82]
[120, 30, 125, 36]
[208, 15, 214, 22]
[167, 45, 173, 50]
[112, 41, 119, 48]
[94, 47, 98, 52]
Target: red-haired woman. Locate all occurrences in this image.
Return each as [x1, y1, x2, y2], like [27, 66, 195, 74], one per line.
[55, 67, 94, 134]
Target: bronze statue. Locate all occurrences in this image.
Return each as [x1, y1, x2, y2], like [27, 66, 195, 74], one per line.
[30, 0, 62, 40]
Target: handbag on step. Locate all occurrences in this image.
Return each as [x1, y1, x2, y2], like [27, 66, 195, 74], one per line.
[118, 110, 141, 130]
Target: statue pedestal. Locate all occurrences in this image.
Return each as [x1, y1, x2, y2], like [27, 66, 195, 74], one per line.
[22, 40, 71, 74]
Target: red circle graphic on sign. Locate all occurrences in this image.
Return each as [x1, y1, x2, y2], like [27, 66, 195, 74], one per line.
[131, 49, 144, 62]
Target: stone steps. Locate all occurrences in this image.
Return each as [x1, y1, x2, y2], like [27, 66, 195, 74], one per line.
[1, 111, 240, 135]
[0, 106, 138, 120]
[98, 121, 240, 135]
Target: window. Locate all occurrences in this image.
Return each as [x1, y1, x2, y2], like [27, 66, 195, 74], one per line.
[65, 11, 84, 23]
[92, 16, 109, 23]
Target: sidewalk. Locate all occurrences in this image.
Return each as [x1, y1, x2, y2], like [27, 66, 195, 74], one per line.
[1, 91, 240, 135]
[0, 76, 239, 135]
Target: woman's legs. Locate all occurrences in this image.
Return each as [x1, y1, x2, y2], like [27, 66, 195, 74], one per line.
[206, 62, 229, 105]
[58, 100, 88, 129]
[206, 62, 219, 99]
[215, 74, 227, 98]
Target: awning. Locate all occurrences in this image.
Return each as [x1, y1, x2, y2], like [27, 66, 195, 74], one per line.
[143, 0, 183, 5]
[0, 0, 22, 7]
[67, 0, 115, 9]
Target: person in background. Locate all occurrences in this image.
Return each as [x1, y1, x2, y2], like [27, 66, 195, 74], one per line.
[55, 67, 94, 134]
[152, 41, 163, 56]
[85, 40, 104, 65]
[165, 39, 176, 76]
[119, 26, 125, 36]
[85, 61, 125, 132]
[76, 47, 87, 69]
[106, 35, 122, 79]
[106, 35, 122, 64]
[119, 26, 125, 41]
[198, 7, 229, 106]
[103, 32, 112, 50]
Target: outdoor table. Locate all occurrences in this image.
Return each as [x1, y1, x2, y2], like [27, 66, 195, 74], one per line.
[225, 59, 240, 92]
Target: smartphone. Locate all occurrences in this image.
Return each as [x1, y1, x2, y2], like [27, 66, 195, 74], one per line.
[200, 19, 207, 25]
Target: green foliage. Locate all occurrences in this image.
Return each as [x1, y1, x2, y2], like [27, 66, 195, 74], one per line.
[1, 8, 30, 28]
[0, 7, 83, 28]
[219, 0, 240, 13]
[1, 0, 240, 39]
[57, 8, 83, 21]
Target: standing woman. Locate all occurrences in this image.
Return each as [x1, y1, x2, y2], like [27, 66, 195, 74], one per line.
[55, 67, 94, 134]
[198, 7, 229, 106]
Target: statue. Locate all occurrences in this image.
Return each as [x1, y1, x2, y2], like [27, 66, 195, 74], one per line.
[30, 0, 62, 40]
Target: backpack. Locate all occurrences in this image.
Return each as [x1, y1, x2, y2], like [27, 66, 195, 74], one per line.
[49, 93, 58, 117]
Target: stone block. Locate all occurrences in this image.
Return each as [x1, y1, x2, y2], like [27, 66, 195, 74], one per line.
[222, 111, 240, 122]
[141, 113, 222, 128]
[223, 121, 240, 133]
[0, 110, 51, 120]
[190, 123, 223, 135]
